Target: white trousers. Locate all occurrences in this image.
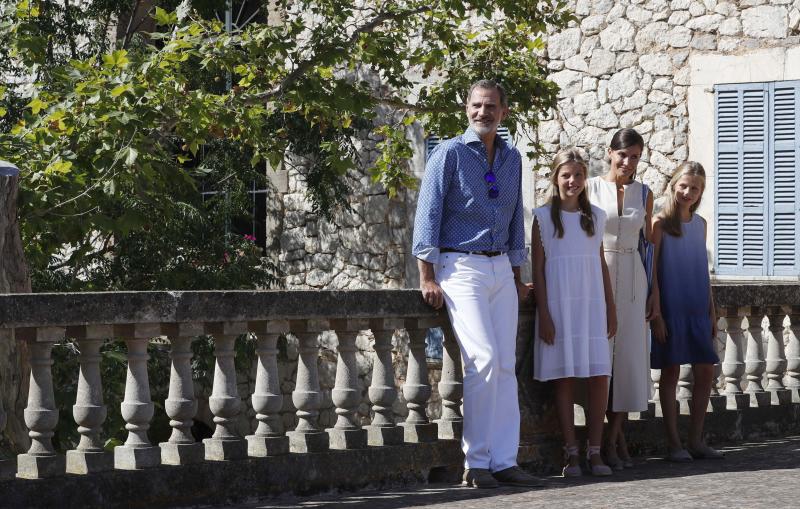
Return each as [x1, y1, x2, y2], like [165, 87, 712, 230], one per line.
[436, 252, 520, 471]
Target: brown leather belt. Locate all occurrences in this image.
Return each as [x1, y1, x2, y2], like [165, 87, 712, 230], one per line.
[441, 248, 506, 257]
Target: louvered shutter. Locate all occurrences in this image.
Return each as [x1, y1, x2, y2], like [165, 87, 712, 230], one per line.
[425, 127, 513, 160]
[768, 81, 800, 276]
[715, 83, 769, 276]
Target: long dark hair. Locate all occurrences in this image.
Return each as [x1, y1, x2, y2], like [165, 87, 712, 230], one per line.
[609, 128, 645, 183]
[660, 161, 706, 237]
[549, 148, 595, 238]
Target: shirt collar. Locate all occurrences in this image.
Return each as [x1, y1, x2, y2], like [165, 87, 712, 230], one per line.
[462, 126, 507, 152]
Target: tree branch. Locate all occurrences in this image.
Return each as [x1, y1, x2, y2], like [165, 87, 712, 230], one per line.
[251, 4, 432, 103]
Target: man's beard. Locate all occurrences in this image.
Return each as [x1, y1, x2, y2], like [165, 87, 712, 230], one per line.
[469, 120, 498, 136]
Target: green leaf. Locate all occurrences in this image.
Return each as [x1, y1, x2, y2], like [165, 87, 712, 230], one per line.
[27, 97, 48, 114]
[0, 107, 6, 118]
[153, 7, 177, 26]
[111, 84, 133, 97]
[124, 147, 138, 167]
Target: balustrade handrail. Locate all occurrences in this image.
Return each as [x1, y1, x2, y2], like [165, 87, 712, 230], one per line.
[0, 290, 445, 329]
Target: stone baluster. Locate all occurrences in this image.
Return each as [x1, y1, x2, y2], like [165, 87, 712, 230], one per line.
[648, 368, 661, 416]
[786, 308, 800, 403]
[707, 321, 726, 412]
[436, 325, 463, 440]
[676, 364, 694, 415]
[246, 320, 290, 456]
[204, 322, 247, 460]
[288, 319, 329, 453]
[327, 319, 368, 449]
[743, 307, 770, 407]
[720, 310, 748, 410]
[764, 308, 790, 405]
[66, 325, 112, 474]
[115, 323, 161, 469]
[160, 323, 204, 465]
[402, 319, 437, 443]
[16, 327, 65, 478]
[365, 319, 403, 446]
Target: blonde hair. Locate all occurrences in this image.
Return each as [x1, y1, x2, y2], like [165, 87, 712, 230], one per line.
[548, 148, 595, 238]
[660, 161, 706, 237]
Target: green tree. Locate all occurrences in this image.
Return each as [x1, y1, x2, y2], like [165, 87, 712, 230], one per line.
[1, 0, 571, 290]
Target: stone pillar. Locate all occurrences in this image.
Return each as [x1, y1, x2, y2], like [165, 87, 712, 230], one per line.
[246, 320, 290, 457]
[764, 308, 790, 406]
[401, 319, 437, 443]
[16, 327, 65, 479]
[66, 326, 112, 474]
[677, 364, 693, 415]
[720, 310, 749, 410]
[327, 319, 368, 449]
[743, 308, 770, 407]
[436, 325, 463, 440]
[708, 325, 726, 412]
[114, 324, 161, 470]
[648, 368, 661, 417]
[365, 319, 403, 446]
[786, 308, 800, 403]
[287, 320, 329, 453]
[160, 323, 204, 465]
[204, 322, 247, 461]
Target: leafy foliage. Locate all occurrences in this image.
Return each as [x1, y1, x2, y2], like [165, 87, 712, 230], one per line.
[1, 0, 570, 290]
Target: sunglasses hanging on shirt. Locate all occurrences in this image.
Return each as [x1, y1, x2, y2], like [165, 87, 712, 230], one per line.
[484, 170, 499, 199]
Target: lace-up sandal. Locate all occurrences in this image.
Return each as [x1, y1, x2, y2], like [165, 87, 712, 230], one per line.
[587, 445, 613, 476]
[562, 444, 582, 477]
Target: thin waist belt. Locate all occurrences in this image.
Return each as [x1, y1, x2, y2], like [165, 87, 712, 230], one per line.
[604, 247, 636, 254]
[441, 248, 506, 258]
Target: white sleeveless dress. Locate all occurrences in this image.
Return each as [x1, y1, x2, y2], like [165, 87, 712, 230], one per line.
[533, 204, 611, 381]
[587, 177, 650, 412]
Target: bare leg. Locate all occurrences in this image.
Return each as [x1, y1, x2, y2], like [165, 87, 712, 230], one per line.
[659, 365, 681, 451]
[554, 378, 579, 467]
[617, 428, 632, 462]
[604, 411, 624, 464]
[587, 376, 610, 467]
[687, 363, 714, 449]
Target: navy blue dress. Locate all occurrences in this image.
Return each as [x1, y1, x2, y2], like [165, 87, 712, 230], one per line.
[650, 214, 719, 369]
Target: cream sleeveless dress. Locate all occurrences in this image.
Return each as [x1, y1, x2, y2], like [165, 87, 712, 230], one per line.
[587, 177, 650, 412]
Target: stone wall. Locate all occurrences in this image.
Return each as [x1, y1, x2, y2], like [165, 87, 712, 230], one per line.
[539, 0, 800, 202]
[270, 0, 800, 289]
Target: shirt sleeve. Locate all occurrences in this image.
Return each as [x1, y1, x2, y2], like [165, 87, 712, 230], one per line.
[412, 144, 452, 264]
[507, 155, 527, 267]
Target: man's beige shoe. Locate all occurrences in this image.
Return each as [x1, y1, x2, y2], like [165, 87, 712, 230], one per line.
[462, 468, 499, 488]
[492, 466, 545, 487]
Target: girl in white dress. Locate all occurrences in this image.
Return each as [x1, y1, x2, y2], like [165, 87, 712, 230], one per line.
[532, 148, 617, 477]
[587, 128, 659, 469]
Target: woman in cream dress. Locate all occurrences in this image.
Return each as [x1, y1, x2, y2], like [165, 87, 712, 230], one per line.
[587, 128, 659, 469]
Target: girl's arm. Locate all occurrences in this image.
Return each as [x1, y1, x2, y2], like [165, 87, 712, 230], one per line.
[650, 218, 667, 343]
[704, 218, 718, 339]
[645, 189, 661, 321]
[532, 217, 555, 344]
[599, 243, 618, 338]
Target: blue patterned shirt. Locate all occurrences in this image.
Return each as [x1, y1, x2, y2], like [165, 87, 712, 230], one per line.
[412, 127, 526, 266]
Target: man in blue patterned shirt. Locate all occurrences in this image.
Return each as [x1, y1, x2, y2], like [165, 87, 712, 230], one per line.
[412, 80, 540, 488]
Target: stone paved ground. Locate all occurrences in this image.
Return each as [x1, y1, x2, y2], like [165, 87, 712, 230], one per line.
[218, 435, 800, 509]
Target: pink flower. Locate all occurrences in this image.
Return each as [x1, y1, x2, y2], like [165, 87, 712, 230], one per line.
[243, 234, 257, 242]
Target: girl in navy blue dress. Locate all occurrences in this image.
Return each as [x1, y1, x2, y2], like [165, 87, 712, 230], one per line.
[650, 162, 722, 461]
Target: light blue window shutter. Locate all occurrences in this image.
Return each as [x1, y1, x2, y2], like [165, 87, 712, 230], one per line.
[424, 127, 513, 160]
[768, 81, 800, 276]
[714, 83, 769, 276]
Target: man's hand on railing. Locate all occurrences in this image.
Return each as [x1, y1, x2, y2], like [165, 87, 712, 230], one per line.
[420, 280, 444, 309]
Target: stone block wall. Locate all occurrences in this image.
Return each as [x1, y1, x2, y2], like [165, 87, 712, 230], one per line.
[537, 0, 800, 202]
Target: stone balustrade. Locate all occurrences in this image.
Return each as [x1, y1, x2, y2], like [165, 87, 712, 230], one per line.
[0, 291, 462, 483]
[1, 285, 800, 507]
[643, 283, 800, 419]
